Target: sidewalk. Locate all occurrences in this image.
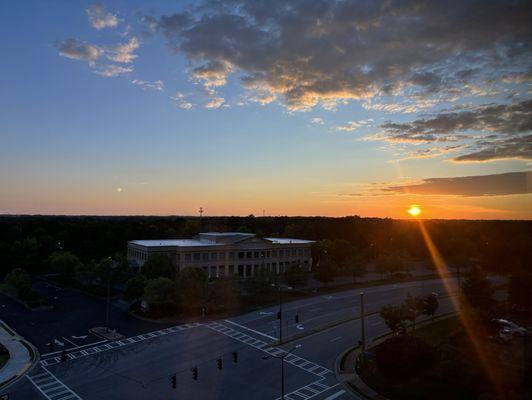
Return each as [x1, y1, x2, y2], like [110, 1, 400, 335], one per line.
[0, 319, 38, 390]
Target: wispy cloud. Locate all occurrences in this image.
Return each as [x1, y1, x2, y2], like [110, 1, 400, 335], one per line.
[106, 37, 139, 63]
[336, 119, 373, 132]
[170, 92, 193, 109]
[86, 4, 119, 30]
[132, 79, 164, 91]
[94, 64, 133, 77]
[57, 38, 100, 63]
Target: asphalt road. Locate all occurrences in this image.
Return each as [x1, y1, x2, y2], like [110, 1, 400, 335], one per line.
[3, 278, 460, 400]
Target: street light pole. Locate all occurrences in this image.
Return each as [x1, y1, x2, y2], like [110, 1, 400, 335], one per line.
[106, 272, 111, 333]
[360, 291, 366, 351]
[279, 286, 283, 344]
[281, 353, 285, 399]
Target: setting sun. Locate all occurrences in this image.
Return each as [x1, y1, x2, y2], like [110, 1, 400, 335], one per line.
[407, 205, 422, 217]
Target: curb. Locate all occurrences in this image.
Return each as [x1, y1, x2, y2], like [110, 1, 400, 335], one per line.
[0, 320, 40, 392]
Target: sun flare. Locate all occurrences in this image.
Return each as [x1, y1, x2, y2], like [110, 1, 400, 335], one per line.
[407, 204, 421, 217]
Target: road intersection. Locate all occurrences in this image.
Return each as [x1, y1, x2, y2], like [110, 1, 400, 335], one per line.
[4, 278, 459, 399]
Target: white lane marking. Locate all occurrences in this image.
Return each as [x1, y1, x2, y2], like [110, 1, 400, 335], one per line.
[296, 324, 305, 330]
[223, 319, 278, 341]
[324, 389, 346, 400]
[259, 311, 274, 315]
[41, 339, 109, 357]
[26, 366, 82, 400]
[42, 323, 201, 366]
[330, 336, 342, 342]
[71, 335, 88, 340]
[62, 336, 78, 347]
[53, 339, 65, 346]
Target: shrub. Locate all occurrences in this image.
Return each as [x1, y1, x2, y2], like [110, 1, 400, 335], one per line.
[376, 335, 439, 379]
[18, 285, 41, 302]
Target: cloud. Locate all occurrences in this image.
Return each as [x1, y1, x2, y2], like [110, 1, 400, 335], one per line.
[94, 64, 133, 77]
[57, 38, 100, 63]
[192, 60, 232, 88]
[453, 135, 532, 162]
[154, 0, 532, 110]
[383, 171, 532, 197]
[336, 120, 371, 132]
[106, 37, 139, 63]
[87, 4, 119, 30]
[381, 100, 532, 139]
[170, 92, 193, 109]
[205, 96, 225, 109]
[373, 100, 532, 161]
[310, 117, 324, 125]
[131, 79, 164, 91]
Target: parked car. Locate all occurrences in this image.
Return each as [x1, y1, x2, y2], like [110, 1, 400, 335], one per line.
[491, 319, 527, 337]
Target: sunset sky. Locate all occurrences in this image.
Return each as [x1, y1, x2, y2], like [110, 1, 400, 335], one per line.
[1, 1, 531, 219]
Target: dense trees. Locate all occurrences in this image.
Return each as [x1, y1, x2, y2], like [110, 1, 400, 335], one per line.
[380, 293, 440, 334]
[0, 216, 529, 278]
[141, 254, 174, 279]
[461, 268, 494, 309]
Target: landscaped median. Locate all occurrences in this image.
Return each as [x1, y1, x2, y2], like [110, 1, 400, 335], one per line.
[0, 319, 39, 392]
[335, 312, 457, 400]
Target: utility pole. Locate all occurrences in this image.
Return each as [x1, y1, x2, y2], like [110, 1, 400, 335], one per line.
[360, 291, 366, 351]
[199, 207, 204, 218]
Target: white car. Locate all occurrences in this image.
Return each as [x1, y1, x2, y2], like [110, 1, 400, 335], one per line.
[491, 319, 527, 337]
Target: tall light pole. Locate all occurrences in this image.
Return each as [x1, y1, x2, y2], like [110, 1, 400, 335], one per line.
[360, 291, 366, 351]
[263, 344, 302, 400]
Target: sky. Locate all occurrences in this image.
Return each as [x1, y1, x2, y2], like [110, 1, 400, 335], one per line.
[0, 0, 531, 219]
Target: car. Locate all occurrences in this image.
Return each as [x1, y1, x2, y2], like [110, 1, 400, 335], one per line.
[491, 319, 528, 337]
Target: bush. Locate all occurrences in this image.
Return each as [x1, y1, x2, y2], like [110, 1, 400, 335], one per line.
[18, 285, 41, 302]
[4, 268, 30, 291]
[376, 335, 439, 379]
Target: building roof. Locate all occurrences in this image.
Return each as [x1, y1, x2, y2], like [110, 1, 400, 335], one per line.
[265, 238, 315, 244]
[129, 234, 314, 248]
[129, 239, 219, 248]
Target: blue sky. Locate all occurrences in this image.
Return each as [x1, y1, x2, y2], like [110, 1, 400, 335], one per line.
[0, 1, 530, 218]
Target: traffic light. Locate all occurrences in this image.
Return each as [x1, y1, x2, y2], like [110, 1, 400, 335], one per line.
[277, 311, 281, 320]
[60, 350, 67, 362]
[192, 367, 198, 380]
[232, 351, 238, 363]
[295, 314, 300, 324]
[216, 357, 223, 370]
[171, 375, 176, 389]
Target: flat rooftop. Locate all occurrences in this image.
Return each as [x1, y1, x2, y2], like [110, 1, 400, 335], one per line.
[129, 233, 314, 248]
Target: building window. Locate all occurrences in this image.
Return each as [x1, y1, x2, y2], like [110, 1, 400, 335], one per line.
[238, 265, 244, 277]
[185, 253, 191, 262]
[238, 252, 244, 259]
[194, 253, 201, 261]
[246, 251, 252, 259]
[210, 266, 217, 277]
[203, 253, 209, 261]
[228, 265, 234, 276]
[254, 251, 259, 258]
[219, 252, 224, 260]
[229, 252, 235, 260]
